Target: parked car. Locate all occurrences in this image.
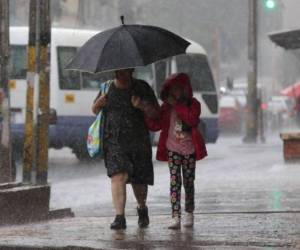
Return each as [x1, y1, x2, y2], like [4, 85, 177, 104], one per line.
[219, 95, 242, 133]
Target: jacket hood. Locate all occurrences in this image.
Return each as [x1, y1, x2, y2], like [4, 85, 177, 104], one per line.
[160, 73, 193, 101]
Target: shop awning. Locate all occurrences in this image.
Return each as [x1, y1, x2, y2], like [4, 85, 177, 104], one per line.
[269, 29, 300, 50]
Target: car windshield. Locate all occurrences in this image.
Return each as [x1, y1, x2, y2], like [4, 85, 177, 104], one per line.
[175, 54, 216, 92]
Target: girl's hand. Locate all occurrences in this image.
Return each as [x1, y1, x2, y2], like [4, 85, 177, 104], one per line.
[167, 95, 177, 106]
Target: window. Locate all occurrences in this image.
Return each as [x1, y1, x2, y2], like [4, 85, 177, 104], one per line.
[57, 46, 114, 90]
[9, 45, 27, 79]
[203, 94, 218, 114]
[153, 60, 167, 96]
[57, 47, 80, 90]
[134, 65, 154, 85]
[176, 54, 216, 92]
[81, 71, 114, 89]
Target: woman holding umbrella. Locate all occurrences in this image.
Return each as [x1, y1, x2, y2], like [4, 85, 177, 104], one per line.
[92, 68, 159, 230]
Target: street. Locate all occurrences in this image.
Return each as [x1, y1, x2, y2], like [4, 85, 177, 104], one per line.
[46, 135, 300, 217]
[1, 135, 299, 249]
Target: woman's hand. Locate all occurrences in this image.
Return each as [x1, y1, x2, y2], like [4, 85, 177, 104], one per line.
[131, 95, 144, 110]
[131, 95, 160, 119]
[92, 94, 107, 114]
[96, 94, 107, 107]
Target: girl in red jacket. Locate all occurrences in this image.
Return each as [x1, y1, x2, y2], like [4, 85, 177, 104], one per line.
[146, 73, 207, 229]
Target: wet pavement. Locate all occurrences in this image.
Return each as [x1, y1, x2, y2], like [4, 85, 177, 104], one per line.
[0, 212, 299, 249]
[2, 135, 300, 249]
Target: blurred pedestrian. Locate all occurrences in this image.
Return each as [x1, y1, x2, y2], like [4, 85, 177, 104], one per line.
[146, 73, 207, 229]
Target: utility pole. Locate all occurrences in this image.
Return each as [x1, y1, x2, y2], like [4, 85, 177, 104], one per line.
[212, 26, 220, 86]
[36, 0, 50, 185]
[0, 0, 12, 183]
[244, 0, 258, 143]
[23, 0, 37, 183]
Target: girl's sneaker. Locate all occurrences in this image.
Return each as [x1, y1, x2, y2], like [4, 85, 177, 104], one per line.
[168, 216, 181, 230]
[184, 213, 194, 228]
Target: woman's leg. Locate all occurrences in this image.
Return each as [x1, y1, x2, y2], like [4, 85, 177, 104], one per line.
[182, 154, 196, 213]
[132, 184, 148, 208]
[168, 151, 182, 218]
[132, 184, 149, 228]
[111, 172, 128, 215]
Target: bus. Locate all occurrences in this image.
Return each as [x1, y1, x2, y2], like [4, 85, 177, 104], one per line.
[9, 27, 218, 161]
[10, 27, 114, 160]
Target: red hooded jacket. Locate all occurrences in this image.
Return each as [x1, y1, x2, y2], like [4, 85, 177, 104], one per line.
[145, 73, 207, 161]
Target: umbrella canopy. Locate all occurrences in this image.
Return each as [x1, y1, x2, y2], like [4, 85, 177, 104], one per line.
[281, 81, 300, 98]
[66, 22, 190, 73]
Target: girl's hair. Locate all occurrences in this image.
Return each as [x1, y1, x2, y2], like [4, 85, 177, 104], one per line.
[161, 82, 189, 100]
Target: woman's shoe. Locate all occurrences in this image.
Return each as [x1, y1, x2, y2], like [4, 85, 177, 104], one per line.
[183, 213, 194, 228]
[168, 216, 181, 230]
[137, 206, 149, 228]
[110, 215, 126, 230]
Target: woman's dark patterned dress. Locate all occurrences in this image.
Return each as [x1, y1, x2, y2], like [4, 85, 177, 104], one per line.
[102, 79, 156, 185]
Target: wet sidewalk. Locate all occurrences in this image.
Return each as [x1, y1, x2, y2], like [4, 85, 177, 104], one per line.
[0, 211, 299, 249]
[4, 136, 300, 249]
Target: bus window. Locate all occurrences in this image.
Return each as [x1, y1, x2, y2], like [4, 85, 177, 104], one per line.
[81, 71, 114, 89]
[58, 46, 114, 90]
[153, 60, 167, 96]
[9, 45, 27, 79]
[176, 54, 216, 92]
[134, 65, 154, 85]
[202, 94, 218, 114]
[57, 46, 80, 90]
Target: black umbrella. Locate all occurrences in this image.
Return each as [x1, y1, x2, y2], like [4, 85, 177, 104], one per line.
[66, 17, 190, 73]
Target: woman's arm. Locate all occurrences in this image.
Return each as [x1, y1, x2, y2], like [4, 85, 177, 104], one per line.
[174, 98, 200, 127]
[144, 116, 162, 131]
[144, 103, 171, 132]
[144, 106, 163, 131]
[131, 80, 161, 119]
[142, 102, 160, 119]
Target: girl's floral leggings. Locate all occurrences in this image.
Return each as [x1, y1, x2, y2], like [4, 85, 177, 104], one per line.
[168, 151, 196, 218]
